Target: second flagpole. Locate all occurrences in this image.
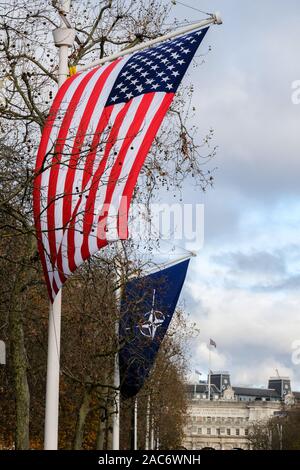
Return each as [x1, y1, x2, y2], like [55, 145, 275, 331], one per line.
[112, 240, 124, 450]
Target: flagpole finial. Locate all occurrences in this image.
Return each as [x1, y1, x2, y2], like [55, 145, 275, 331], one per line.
[213, 12, 223, 25]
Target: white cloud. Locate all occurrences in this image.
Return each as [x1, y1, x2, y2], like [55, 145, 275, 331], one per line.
[171, 0, 300, 391]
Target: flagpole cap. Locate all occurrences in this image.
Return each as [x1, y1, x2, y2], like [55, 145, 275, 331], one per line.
[52, 27, 75, 47]
[213, 12, 223, 25]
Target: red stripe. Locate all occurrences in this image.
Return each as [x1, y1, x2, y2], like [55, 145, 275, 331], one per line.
[46, 67, 100, 272]
[33, 73, 81, 301]
[55, 105, 118, 285]
[96, 93, 155, 249]
[54, 107, 114, 284]
[53, 62, 119, 284]
[118, 93, 174, 236]
[80, 102, 131, 262]
[62, 61, 120, 233]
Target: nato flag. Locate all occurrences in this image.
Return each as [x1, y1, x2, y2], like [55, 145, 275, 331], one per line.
[119, 259, 190, 399]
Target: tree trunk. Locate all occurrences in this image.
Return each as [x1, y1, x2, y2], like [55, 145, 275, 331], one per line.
[73, 386, 92, 450]
[105, 392, 114, 450]
[9, 300, 30, 449]
[96, 404, 107, 450]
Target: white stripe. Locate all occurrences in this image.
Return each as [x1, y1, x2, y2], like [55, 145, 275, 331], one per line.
[55, 103, 126, 285]
[85, 97, 146, 255]
[53, 58, 128, 250]
[52, 59, 130, 287]
[53, 65, 108, 256]
[39, 71, 89, 288]
[106, 93, 166, 241]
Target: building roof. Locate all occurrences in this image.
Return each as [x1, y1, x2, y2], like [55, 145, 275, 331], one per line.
[232, 387, 280, 398]
[292, 391, 300, 400]
[186, 384, 220, 394]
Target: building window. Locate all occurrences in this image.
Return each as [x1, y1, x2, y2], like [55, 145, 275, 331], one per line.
[207, 417, 211, 423]
[236, 429, 240, 436]
[198, 428, 202, 435]
[216, 428, 220, 436]
[245, 429, 249, 436]
[227, 429, 231, 436]
[207, 428, 211, 435]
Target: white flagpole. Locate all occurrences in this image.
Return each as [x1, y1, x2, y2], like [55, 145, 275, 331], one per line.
[145, 395, 150, 450]
[44, 0, 75, 450]
[44, 291, 62, 449]
[134, 398, 138, 450]
[112, 240, 123, 450]
[150, 415, 155, 450]
[143, 252, 196, 277]
[77, 13, 222, 72]
[208, 346, 211, 401]
[112, 318, 120, 450]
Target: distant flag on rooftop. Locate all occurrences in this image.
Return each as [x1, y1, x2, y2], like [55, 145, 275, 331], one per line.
[33, 27, 209, 302]
[209, 338, 217, 348]
[119, 259, 190, 399]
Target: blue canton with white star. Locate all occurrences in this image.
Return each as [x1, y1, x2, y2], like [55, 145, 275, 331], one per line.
[106, 27, 209, 106]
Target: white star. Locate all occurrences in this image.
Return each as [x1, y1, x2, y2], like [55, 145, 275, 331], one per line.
[111, 95, 119, 102]
[166, 83, 173, 90]
[116, 82, 124, 89]
[126, 74, 133, 80]
[151, 83, 159, 90]
[121, 86, 129, 93]
[171, 52, 180, 59]
[131, 78, 138, 85]
[126, 92, 133, 100]
[141, 71, 149, 78]
[121, 70, 129, 77]
[162, 76, 170, 82]
[172, 71, 179, 77]
[151, 64, 159, 71]
[181, 48, 191, 54]
[138, 290, 165, 339]
[136, 84, 144, 93]
[177, 59, 185, 65]
[146, 78, 154, 85]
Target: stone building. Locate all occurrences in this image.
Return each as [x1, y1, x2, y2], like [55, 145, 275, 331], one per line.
[183, 372, 297, 450]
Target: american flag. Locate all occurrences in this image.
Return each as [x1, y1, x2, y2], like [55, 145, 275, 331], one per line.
[33, 27, 209, 302]
[210, 338, 217, 348]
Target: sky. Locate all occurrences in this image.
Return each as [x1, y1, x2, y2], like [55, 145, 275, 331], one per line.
[165, 0, 300, 389]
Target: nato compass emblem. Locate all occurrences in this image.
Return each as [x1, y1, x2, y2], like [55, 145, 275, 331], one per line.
[139, 289, 165, 339]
